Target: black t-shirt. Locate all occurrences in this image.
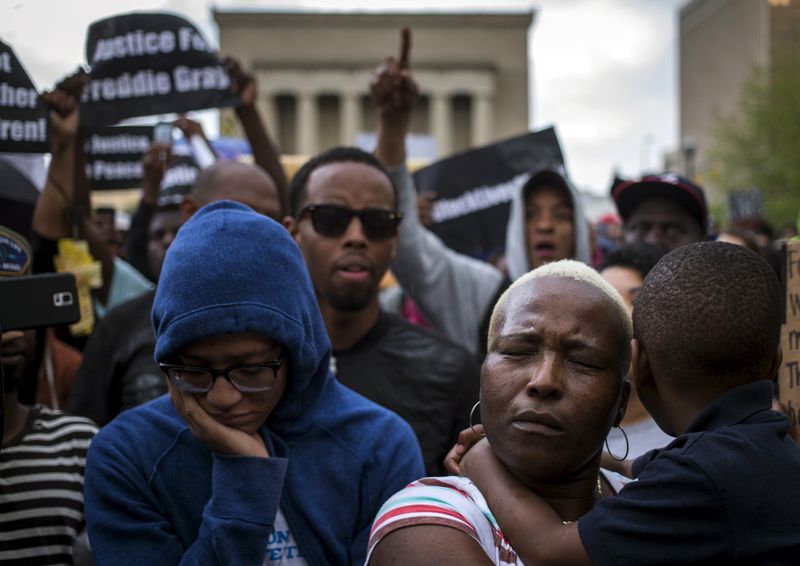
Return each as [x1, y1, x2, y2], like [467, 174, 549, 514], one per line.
[65, 290, 165, 426]
[579, 380, 800, 564]
[334, 311, 481, 476]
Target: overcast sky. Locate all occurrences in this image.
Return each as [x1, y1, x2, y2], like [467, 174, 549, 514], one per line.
[0, 0, 686, 194]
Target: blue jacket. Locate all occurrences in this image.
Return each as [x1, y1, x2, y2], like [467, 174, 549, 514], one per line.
[84, 201, 424, 565]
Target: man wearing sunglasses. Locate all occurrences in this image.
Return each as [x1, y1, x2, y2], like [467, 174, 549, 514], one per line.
[284, 147, 480, 476]
[83, 200, 423, 565]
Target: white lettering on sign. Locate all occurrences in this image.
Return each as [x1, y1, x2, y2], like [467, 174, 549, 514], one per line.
[178, 27, 209, 52]
[91, 30, 177, 64]
[162, 164, 197, 189]
[431, 172, 530, 223]
[87, 133, 151, 155]
[173, 65, 230, 92]
[88, 160, 144, 180]
[83, 70, 172, 102]
[0, 117, 46, 142]
[0, 82, 39, 109]
[0, 52, 12, 73]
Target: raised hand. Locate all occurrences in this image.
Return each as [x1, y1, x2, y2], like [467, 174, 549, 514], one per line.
[417, 191, 437, 227]
[54, 68, 87, 100]
[141, 142, 172, 206]
[41, 89, 80, 152]
[458, 435, 492, 479]
[172, 115, 206, 139]
[443, 424, 485, 476]
[370, 28, 419, 119]
[373, 28, 418, 166]
[222, 54, 288, 213]
[223, 56, 257, 109]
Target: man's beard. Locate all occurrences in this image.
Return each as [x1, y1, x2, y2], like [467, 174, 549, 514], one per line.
[324, 286, 376, 312]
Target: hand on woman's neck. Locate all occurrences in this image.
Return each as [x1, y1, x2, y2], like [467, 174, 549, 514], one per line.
[462, 439, 599, 563]
[506, 459, 604, 523]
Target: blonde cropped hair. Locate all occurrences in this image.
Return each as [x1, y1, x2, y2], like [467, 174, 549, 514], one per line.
[487, 260, 632, 352]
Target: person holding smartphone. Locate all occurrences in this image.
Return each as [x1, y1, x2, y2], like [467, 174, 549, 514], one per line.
[0, 223, 98, 565]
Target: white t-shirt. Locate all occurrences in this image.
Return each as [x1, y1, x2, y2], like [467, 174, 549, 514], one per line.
[263, 508, 308, 565]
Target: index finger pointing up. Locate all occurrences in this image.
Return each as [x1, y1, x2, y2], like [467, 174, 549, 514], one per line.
[399, 27, 411, 69]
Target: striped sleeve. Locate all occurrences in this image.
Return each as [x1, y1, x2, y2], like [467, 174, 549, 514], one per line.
[367, 476, 499, 563]
[0, 407, 97, 566]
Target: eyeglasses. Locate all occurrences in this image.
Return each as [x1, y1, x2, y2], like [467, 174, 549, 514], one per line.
[159, 348, 287, 393]
[298, 204, 403, 241]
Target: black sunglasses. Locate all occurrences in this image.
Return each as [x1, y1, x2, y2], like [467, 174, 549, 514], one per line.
[298, 204, 403, 241]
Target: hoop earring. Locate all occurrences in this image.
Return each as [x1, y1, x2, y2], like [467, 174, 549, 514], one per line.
[469, 401, 485, 437]
[604, 425, 629, 461]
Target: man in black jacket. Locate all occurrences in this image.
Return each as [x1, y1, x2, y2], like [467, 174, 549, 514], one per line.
[284, 146, 480, 475]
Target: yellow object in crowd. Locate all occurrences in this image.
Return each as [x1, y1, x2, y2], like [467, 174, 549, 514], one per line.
[380, 270, 398, 290]
[53, 239, 103, 336]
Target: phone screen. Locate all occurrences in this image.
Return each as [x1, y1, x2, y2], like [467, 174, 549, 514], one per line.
[153, 123, 173, 144]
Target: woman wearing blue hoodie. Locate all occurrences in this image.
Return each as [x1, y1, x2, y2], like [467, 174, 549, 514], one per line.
[83, 200, 424, 565]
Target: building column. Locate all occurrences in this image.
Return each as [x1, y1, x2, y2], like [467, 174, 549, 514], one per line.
[297, 91, 318, 156]
[471, 93, 493, 147]
[340, 91, 361, 146]
[430, 91, 452, 157]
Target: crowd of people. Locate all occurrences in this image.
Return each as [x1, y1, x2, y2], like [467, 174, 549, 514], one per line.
[1, 25, 799, 566]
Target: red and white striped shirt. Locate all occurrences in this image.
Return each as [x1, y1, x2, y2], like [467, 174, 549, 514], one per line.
[368, 471, 630, 565]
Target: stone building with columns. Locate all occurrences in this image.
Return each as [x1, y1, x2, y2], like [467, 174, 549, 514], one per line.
[213, 8, 534, 159]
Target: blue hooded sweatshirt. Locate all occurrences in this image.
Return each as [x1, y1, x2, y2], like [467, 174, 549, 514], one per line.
[84, 201, 424, 566]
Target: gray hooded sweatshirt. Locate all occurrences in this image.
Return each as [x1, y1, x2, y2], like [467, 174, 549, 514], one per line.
[388, 164, 592, 356]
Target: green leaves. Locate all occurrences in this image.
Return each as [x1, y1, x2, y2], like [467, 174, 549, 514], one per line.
[711, 52, 800, 224]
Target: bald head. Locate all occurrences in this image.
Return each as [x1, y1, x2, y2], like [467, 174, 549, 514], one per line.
[189, 161, 281, 220]
[489, 261, 631, 350]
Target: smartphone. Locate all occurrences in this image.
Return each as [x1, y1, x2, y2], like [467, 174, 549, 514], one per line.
[153, 122, 173, 144]
[0, 273, 80, 331]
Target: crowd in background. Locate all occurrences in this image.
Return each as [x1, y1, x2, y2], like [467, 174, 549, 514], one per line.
[1, 23, 799, 566]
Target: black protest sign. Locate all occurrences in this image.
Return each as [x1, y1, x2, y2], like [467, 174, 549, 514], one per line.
[727, 189, 764, 222]
[0, 158, 40, 205]
[80, 13, 239, 127]
[84, 126, 153, 190]
[158, 148, 199, 205]
[413, 128, 565, 260]
[0, 40, 48, 152]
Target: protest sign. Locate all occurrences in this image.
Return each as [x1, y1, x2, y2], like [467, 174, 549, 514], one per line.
[84, 126, 153, 190]
[158, 146, 200, 205]
[0, 40, 48, 153]
[413, 127, 565, 260]
[80, 13, 238, 127]
[780, 240, 800, 442]
[0, 158, 39, 205]
[727, 189, 764, 223]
